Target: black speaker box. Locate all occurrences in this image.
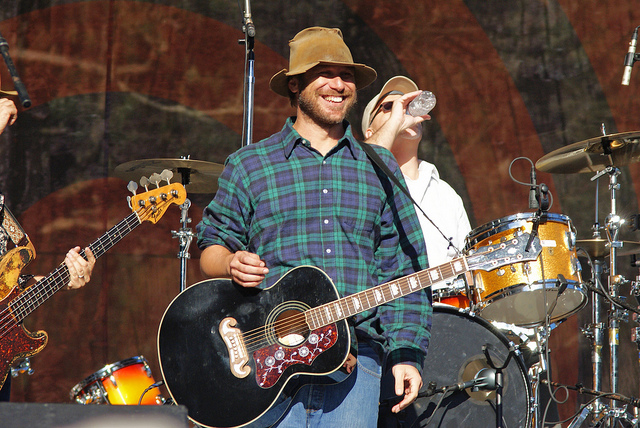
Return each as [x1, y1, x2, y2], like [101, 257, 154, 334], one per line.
[0, 402, 189, 427]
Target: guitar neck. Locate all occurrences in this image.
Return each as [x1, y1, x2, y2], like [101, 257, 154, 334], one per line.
[306, 256, 470, 330]
[9, 211, 142, 323]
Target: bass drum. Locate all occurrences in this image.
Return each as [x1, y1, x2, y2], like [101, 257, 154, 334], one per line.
[379, 305, 532, 428]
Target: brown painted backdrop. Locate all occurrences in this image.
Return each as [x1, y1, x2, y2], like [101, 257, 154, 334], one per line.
[1, 0, 640, 425]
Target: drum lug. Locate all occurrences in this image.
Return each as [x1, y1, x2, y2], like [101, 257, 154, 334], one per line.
[571, 255, 581, 276]
[143, 362, 153, 378]
[109, 374, 118, 388]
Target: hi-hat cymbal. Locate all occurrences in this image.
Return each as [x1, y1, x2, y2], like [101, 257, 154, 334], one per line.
[114, 158, 223, 193]
[536, 131, 640, 174]
[576, 238, 640, 258]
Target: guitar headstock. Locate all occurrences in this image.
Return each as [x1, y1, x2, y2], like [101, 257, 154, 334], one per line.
[129, 182, 187, 224]
[467, 233, 541, 272]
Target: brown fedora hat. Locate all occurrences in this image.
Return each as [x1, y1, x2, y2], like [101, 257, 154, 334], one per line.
[269, 27, 377, 97]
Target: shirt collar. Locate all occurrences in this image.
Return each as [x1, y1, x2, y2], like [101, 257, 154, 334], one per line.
[418, 160, 441, 181]
[282, 117, 361, 160]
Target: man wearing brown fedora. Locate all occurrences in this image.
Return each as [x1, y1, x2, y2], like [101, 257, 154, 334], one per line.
[197, 27, 431, 427]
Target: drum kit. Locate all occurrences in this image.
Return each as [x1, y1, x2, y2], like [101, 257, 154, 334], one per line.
[23, 131, 640, 427]
[381, 130, 640, 428]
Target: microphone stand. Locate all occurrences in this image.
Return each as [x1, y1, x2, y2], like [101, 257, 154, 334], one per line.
[0, 31, 31, 108]
[240, 0, 255, 147]
[483, 344, 516, 428]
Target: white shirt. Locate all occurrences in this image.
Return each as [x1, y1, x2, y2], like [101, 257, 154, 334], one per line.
[404, 160, 472, 272]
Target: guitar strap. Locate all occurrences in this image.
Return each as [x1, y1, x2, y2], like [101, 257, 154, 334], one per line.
[0, 192, 30, 248]
[356, 140, 459, 254]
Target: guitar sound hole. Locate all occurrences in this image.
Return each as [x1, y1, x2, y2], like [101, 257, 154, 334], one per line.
[274, 309, 309, 347]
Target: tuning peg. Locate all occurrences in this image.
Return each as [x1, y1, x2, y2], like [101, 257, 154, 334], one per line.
[149, 173, 162, 188]
[160, 169, 174, 184]
[140, 176, 151, 191]
[127, 181, 138, 195]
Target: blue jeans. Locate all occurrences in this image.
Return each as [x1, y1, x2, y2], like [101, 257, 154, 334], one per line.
[267, 342, 382, 428]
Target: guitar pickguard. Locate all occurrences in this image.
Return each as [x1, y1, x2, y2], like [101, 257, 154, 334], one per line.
[254, 324, 338, 388]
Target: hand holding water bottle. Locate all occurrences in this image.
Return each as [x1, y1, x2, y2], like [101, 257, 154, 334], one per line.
[407, 91, 436, 117]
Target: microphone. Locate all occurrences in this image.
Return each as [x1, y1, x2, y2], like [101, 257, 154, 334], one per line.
[529, 164, 538, 209]
[0, 31, 31, 108]
[418, 368, 498, 398]
[622, 27, 638, 86]
[243, 0, 256, 38]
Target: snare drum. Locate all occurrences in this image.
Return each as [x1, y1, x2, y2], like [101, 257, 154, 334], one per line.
[70, 356, 164, 405]
[465, 213, 586, 326]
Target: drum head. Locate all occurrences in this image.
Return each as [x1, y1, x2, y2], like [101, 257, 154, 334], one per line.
[379, 305, 531, 428]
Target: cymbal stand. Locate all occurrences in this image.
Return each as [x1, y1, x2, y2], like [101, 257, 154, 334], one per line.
[172, 198, 194, 292]
[602, 167, 623, 407]
[589, 166, 628, 425]
[584, 174, 607, 419]
[171, 164, 195, 292]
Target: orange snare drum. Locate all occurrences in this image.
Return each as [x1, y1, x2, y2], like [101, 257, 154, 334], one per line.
[70, 356, 164, 405]
[465, 213, 586, 326]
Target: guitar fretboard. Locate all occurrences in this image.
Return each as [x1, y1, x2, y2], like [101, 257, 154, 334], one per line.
[8, 211, 142, 323]
[305, 257, 469, 330]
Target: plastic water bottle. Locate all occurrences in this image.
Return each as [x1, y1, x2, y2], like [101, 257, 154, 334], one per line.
[408, 91, 436, 116]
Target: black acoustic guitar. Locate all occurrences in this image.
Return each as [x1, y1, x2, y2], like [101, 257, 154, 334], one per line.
[157, 233, 541, 428]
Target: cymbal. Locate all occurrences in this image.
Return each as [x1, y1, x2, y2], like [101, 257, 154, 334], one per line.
[576, 238, 640, 258]
[536, 131, 640, 174]
[114, 158, 223, 193]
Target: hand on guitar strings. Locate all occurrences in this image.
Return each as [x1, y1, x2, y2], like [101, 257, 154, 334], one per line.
[64, 247, 95, 290]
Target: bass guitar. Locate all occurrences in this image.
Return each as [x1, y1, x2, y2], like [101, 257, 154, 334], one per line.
[0, 180, 186, 389]
[157, 233, 541, 428]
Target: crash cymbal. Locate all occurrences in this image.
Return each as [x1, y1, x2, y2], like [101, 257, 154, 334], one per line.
[576, 238, 640, 258]
[114, 158, 223, 193]
[536, 131, 640, 174]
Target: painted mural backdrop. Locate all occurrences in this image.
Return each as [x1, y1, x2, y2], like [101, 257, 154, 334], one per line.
[0, 0, 639, 424]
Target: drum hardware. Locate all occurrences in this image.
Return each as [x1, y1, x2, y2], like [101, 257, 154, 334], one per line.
[536, 128, 640, 426]
[172, 197, 194, 292]
[479, 343, 518, 428]
[538, 379, 640, 427]
[10, 358, 33, 377]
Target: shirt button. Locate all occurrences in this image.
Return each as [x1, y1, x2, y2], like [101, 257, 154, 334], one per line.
[324, 219, 329, 224]
[323, 160, 327, 165]
[326, 249, 332, 254]
[323, 189, 328, 194]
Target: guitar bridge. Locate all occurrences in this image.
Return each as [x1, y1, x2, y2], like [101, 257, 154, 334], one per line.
[219, 317, 250, 378]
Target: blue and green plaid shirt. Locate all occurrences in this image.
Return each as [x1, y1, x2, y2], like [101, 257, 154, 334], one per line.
[197, 117, 431, 369]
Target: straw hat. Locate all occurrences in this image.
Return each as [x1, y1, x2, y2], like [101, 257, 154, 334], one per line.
[269, 27, 377, 97]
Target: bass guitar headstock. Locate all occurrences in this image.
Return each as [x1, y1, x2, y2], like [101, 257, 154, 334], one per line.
[127, 170, 187, 224]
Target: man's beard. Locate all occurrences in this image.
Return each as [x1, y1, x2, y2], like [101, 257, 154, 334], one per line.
[297, 87, 357, 126]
